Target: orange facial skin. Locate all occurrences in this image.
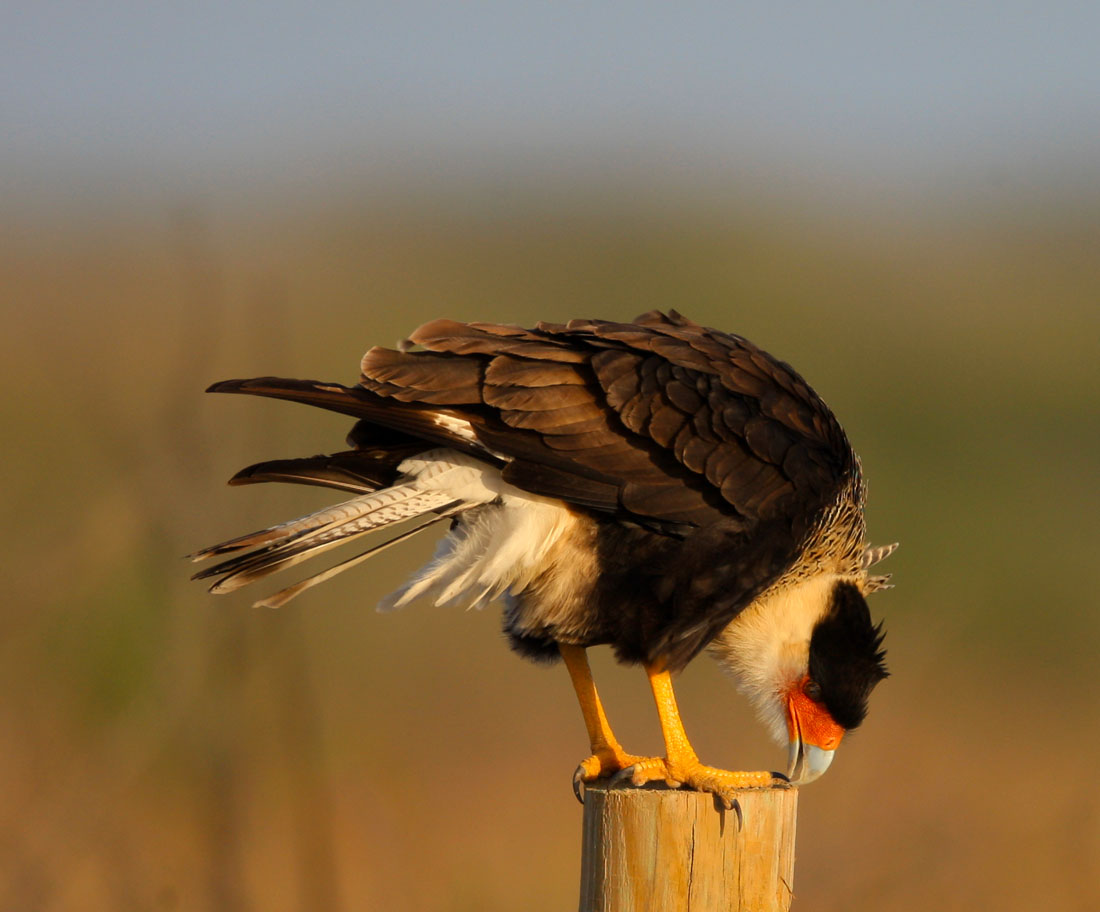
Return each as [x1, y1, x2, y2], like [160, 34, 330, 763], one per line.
[786, 675, 845, 751]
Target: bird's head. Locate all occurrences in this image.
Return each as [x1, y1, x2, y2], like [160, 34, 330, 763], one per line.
[711, 575, 888, 785]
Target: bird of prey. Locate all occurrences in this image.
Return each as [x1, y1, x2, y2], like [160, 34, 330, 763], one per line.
[192, 311, 893, 806]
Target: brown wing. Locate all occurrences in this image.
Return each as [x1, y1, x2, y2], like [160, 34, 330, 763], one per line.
[360, 311, 858, 538]
[548, 311, 856, 533]
[360, 320, 719, 526]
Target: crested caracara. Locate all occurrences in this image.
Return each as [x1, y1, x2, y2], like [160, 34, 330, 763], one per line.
[192, 311, 893, 806]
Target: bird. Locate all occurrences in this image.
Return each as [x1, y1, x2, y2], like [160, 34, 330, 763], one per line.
[191, 310, 893, 807]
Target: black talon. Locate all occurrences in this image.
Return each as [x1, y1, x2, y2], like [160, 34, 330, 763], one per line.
[572, 769, 586, 804]
[611, 765, 637, 785]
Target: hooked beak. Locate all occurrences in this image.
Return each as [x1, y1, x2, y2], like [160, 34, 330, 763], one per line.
[787, 737, 835, 784]
[785, 682, 844, 785]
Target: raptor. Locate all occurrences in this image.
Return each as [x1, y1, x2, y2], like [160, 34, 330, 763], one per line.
[192, 311, 893, 806]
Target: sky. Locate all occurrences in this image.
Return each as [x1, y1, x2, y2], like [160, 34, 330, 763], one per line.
[4, 1, 1099, 210]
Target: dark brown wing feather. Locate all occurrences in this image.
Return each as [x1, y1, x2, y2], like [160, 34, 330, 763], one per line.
[206, 377, 500, 461]
[362, 326, 730, 527]
[538, 312, 854, 517]
[360, 311, 856, 532]
[228, 447, 423, 494]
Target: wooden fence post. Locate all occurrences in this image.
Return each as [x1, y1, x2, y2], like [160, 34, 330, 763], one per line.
[578, 783, 798, 911]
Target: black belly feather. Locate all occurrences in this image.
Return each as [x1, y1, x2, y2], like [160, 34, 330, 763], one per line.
[504, 513, 803, 672]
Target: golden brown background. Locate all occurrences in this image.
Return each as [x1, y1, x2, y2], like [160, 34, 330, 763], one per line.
[3, 197, 1097, 910]
[4, 4, 1100, 909]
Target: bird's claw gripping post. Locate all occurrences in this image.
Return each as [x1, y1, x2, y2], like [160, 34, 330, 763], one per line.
[612, 757, 785, 809]
[572, 746, 650, 803]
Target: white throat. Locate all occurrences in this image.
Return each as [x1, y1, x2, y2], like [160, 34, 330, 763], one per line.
[708, 573, 843, 744]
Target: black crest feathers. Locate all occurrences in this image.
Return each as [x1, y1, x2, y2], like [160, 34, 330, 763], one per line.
[808, 581, 888, 730]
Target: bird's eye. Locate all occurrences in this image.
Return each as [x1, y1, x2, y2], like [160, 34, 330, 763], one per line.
[803, 679, 823, 701]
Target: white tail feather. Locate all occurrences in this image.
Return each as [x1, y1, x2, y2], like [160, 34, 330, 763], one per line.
[199, 447, 579, 611]
[378, 494, 572, 613]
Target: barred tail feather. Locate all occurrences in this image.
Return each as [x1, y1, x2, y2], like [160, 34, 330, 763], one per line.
[254, 516, 452, 610]
[192, 484, 460, 594]
[191, 484, 441, 562]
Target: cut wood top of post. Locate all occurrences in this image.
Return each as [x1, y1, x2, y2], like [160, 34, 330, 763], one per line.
[579, 783, 798, 912]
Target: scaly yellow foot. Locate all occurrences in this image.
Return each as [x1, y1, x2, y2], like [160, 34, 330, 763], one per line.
[619, 757, 788, 809]
[628, 663, 790, 809]
[573, 744, 649, 802]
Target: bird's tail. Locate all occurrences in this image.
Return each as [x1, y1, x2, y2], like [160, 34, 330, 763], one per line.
[194, 377, 499, 608]
[191, 482, 460, 598]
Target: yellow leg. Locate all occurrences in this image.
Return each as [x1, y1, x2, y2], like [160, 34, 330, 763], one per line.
[560, 645, 645, 800]
[623, 661, 783, 808]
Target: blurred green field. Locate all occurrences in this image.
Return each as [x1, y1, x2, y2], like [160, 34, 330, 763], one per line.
[1, 192, 1097, 910]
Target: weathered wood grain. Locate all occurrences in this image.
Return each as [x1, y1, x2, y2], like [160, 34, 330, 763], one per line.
[579, 783, 798, 911]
